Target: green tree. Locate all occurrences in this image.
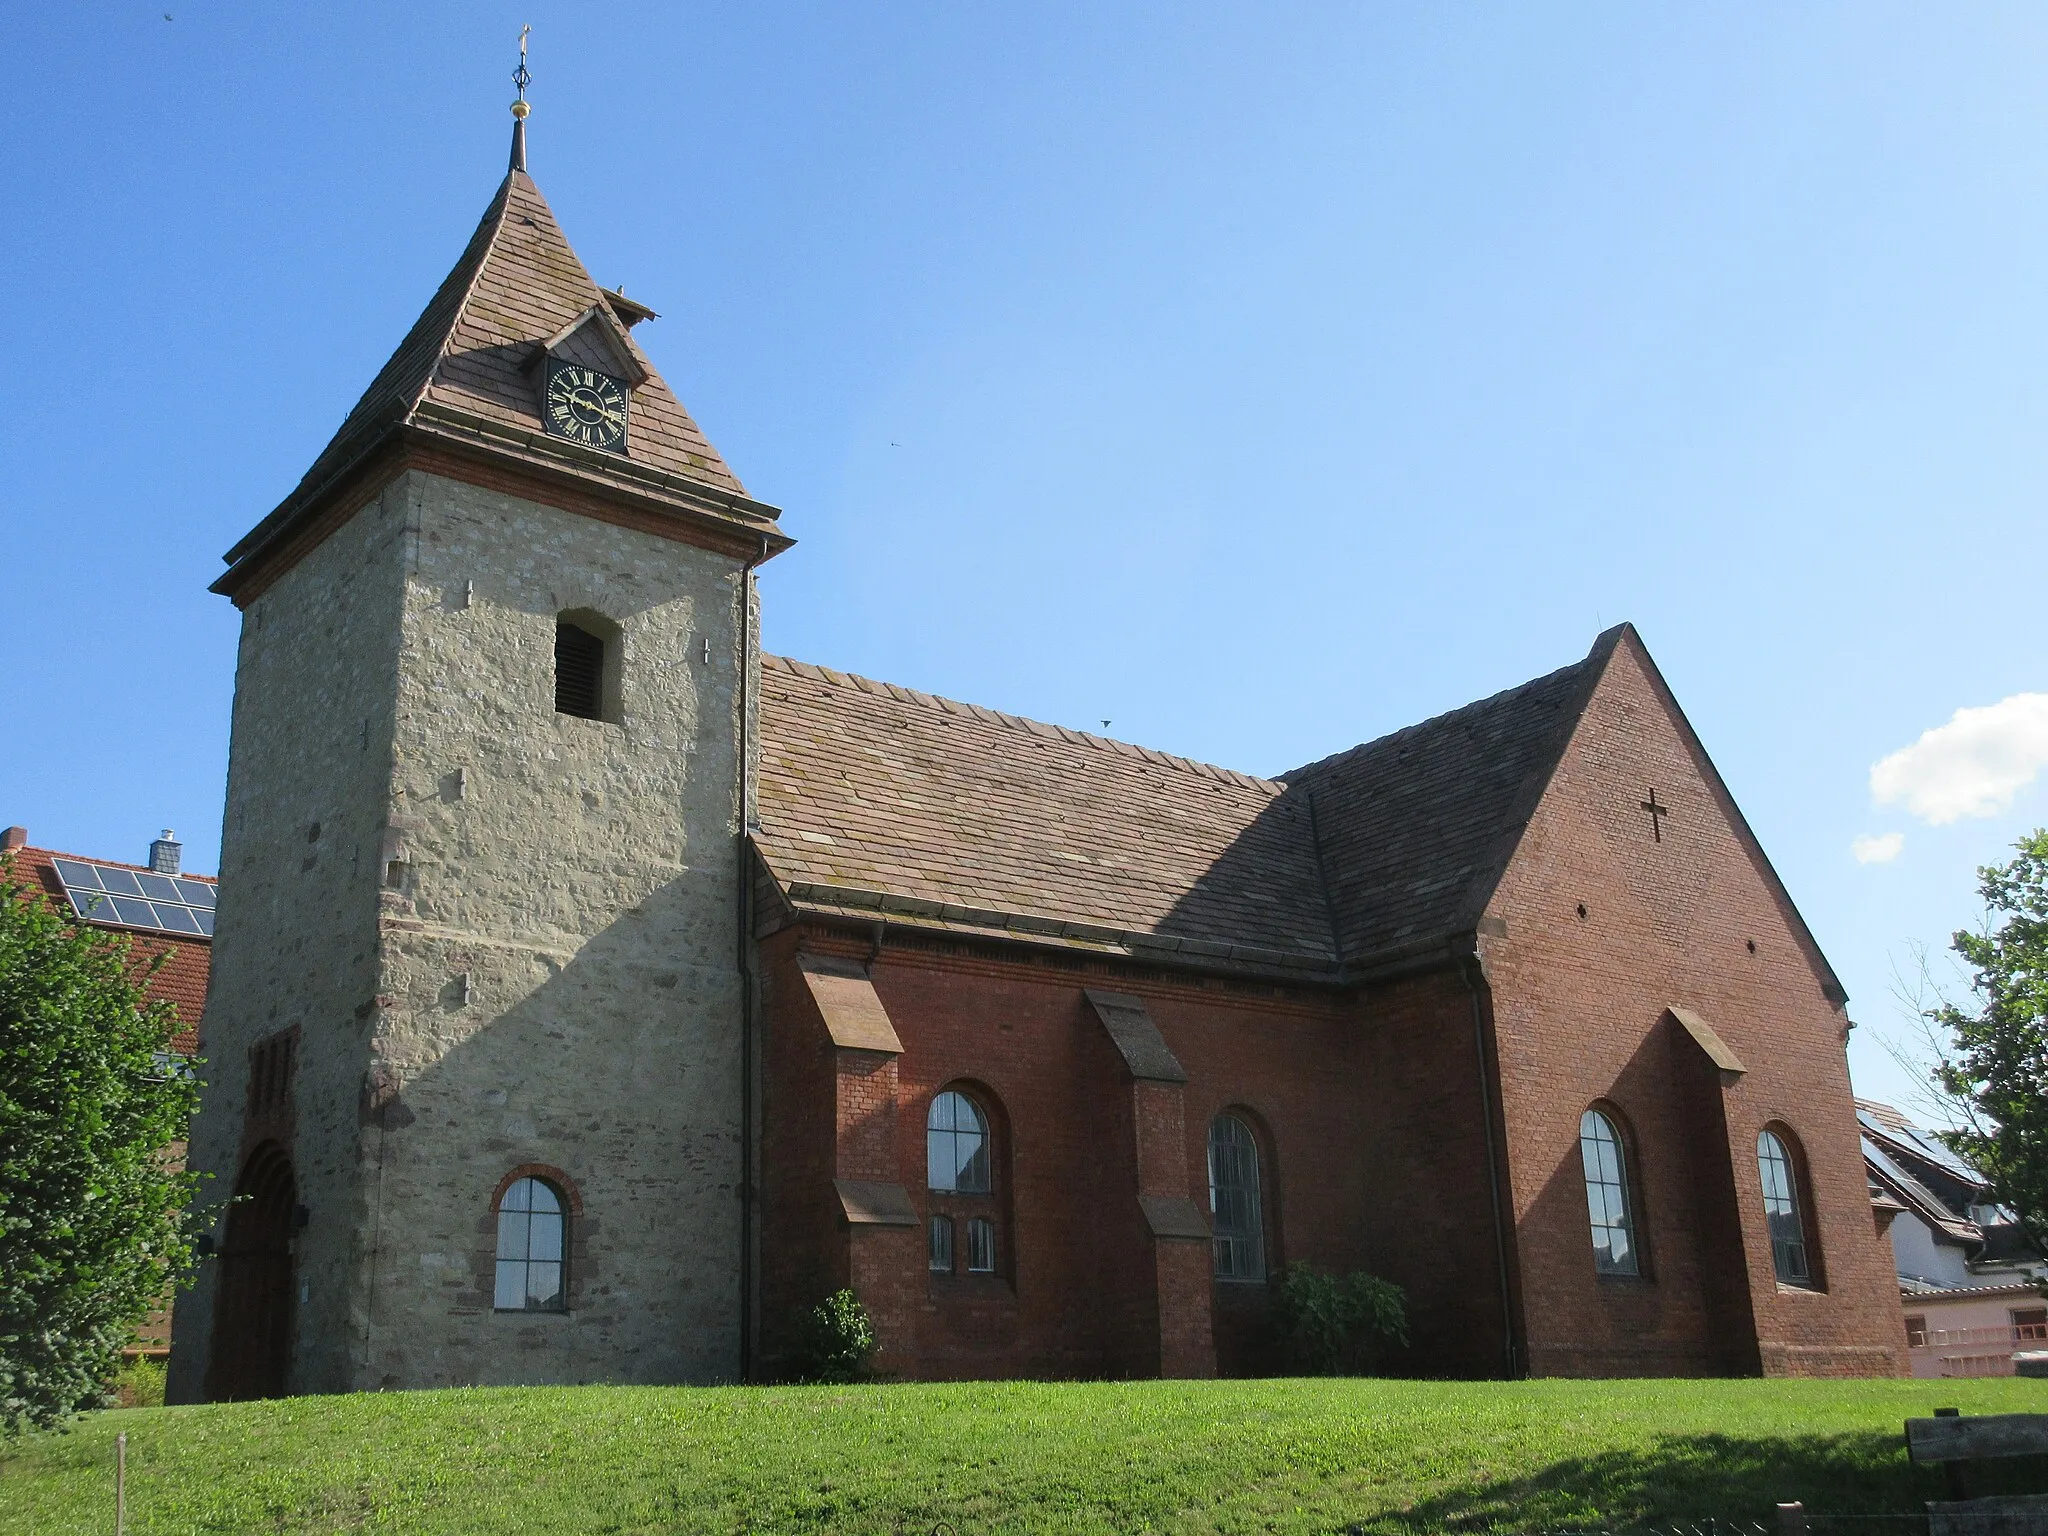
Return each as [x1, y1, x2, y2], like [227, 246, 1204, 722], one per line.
[1932, 829, 2048, 1279]
[0, 857, 201, 1435]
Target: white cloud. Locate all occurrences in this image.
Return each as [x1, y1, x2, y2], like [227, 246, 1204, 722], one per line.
[1851, 832, 1904, 864]
[1870, 692, 2048, 825]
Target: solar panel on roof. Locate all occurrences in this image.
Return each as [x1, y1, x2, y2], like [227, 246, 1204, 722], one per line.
[49, 858, 217, 939]
[155, 904, 204, 935]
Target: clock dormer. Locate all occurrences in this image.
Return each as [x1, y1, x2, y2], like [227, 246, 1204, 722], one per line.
[531, 303, 648, 455]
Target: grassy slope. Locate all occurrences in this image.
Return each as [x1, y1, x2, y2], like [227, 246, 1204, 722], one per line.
[1, 1377, 2043, 1535]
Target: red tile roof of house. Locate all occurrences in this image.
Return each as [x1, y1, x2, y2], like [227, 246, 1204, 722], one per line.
[1, 839, 210, 1055]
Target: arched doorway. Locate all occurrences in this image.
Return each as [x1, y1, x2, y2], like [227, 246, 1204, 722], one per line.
[204, 1141, 296, 1400]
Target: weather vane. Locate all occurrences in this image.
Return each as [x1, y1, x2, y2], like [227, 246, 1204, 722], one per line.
[509, 25, 532, 172]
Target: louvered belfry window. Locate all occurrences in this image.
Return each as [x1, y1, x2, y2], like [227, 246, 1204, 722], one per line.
[555, 619, 606, 719]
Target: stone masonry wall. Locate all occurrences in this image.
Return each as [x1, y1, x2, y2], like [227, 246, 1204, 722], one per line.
[357, 470, 751, 1388]
[172, 467, 755, 1399]
[168, 478, 409, 1403]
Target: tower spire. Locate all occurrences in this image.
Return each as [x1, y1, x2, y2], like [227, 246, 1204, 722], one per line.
[509, 25, 532, 174]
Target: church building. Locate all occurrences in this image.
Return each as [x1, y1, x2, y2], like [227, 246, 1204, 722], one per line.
[168, 98, 1906, 1400]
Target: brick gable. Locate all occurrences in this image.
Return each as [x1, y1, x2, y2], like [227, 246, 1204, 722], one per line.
[1480, 632, 1902, 1376]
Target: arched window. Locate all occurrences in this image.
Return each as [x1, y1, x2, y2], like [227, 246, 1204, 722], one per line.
[1757, 1129, 1813, 1287]
[1578, 1108, 1639, 1276]
[494, 1176, 567, 1311]
[1208, 1113, 1266, 1283]
[927, 1090, 991, 1193]
[926, 1088, 1006, 1280]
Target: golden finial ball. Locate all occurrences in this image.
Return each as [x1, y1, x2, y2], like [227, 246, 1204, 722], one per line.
[511, 99, 531, 119]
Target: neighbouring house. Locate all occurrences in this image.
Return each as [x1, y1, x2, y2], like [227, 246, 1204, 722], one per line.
[1860, 1097, 2046, 1379]
[1, 824, 216, 1354]
[168, 98, 1910, 1401]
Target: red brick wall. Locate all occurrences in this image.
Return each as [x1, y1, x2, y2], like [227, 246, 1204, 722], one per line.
[1482, 637, 1904, 1378]
[756, 930, 848, 1370]
[755, 922, 1519, 1381]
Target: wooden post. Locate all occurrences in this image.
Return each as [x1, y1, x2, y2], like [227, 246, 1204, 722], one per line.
[116, 1430, 126, 1536]
[1775, 1500, 1806, 1534]
[1934, 1407, 1971, 1501]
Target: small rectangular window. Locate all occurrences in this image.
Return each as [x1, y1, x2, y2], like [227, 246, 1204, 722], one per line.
[1904, 1314, 1928, 1348]
[555, 620, 606, 719]
[967, 1216, 996, 1273]
[928, 1215, 953, 1273]
[2012, 1307, 2047, 1343]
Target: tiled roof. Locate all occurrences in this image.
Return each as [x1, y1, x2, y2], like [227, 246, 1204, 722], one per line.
[2, 844, 211, 1053]
[1284, 630, 1618, 962]
[754, 657, 1336, 970]
[753, 631, 1624, 977]
[220, 165, 784, 593]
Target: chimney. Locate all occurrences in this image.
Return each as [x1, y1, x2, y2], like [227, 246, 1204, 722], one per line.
[149, 830, 182, 876]
[1, 826, 25, 852]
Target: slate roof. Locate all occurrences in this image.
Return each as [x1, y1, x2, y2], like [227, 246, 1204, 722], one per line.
[753, 630, 1625, 977]
[219, 162, 784, 595]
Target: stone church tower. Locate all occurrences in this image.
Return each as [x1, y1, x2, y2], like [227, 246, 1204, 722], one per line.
[168, 104, 790, 1400]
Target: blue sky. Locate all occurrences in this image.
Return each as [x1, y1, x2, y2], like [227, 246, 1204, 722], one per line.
[6, 5, 2047, 1113]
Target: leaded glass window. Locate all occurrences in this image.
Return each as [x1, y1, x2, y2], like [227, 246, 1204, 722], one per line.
[928, 1214, 954, 1273]
[1208, 1114, 1266, 1283]
[927, 1091, 991, 1193]
[1579, 1109, 1639, 1276]
[494, 1176, 566, 1311]
[1757, 1130, 1811, 1286]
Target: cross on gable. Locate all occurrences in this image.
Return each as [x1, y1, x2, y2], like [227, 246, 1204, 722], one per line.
[1640, 789, 1670, 843]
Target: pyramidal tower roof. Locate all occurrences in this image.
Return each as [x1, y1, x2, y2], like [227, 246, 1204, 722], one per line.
[216, 117, 787, 603]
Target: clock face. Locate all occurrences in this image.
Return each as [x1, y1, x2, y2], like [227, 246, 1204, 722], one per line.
[543, 363, 628, 453]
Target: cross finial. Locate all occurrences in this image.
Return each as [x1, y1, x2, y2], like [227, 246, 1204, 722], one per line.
[509, 25, 532, 173]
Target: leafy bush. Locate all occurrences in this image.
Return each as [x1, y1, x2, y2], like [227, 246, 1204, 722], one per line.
[107, 1354, 166, 1409]
[789, 1288, 876, 1383]
[1269, 1262, 1408, 1375]
[0, 857, 202, 1435]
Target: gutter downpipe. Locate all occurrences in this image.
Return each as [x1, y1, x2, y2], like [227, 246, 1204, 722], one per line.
[1459, 947, 1519, 1379]
[736, 531, 770, 1381]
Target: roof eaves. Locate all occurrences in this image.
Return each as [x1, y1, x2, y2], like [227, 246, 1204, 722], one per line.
[405, 403, 789, 534]
[769, 874, 1341, 983]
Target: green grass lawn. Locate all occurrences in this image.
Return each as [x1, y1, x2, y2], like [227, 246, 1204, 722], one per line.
[1, 1376, 2043, 1535]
